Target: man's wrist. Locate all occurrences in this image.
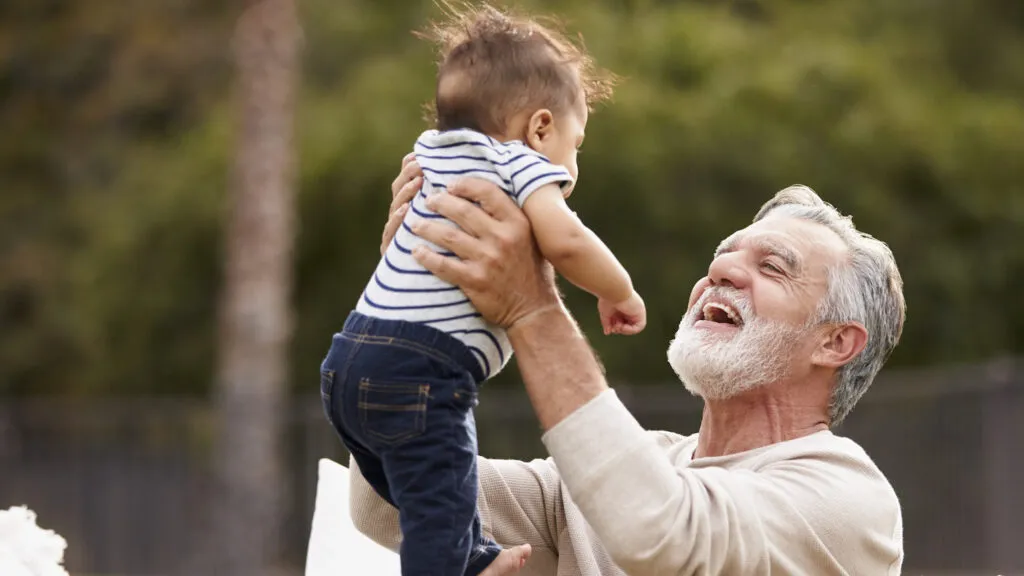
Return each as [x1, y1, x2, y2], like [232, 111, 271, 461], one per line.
[506, 301, 607, 430]
[507, 302, 571, 342]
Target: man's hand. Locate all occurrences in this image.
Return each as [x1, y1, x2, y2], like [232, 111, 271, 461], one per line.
[409, 178, 561, 328]
[598, 291, 647, 335]
[381, 153, 423, 255]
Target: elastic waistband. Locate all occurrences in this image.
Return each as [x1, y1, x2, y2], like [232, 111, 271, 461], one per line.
[341, 312, 485, 383]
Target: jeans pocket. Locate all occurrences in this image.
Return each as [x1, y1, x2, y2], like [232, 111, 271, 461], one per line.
[358, 378, 428, 447]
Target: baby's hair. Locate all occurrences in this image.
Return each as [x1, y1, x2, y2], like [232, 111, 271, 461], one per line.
[416, 2, 616, 133]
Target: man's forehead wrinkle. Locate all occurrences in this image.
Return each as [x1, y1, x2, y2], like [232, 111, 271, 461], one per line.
[713, 230, 804, 271]
[754, 237, 802, 270]
[766, 214, 849, 264]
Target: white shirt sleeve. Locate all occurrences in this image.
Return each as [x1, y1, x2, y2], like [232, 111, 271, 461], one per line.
[498, 144, 574, 208]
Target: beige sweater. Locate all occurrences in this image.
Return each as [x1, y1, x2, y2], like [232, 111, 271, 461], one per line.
[349, 390, 904, 575]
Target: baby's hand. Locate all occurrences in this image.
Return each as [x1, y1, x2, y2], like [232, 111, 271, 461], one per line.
[598, 291, 647, 335]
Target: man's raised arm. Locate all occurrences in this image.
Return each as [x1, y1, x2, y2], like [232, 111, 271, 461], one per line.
[411, 181, 902, 575]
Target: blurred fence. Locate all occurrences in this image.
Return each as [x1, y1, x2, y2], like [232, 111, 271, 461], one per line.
[0, 357, 1021, 575]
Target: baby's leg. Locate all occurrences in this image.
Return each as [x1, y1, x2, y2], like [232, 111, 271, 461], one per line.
[321, 352, 394, 505]
[376, 380, 499, 576]
[461, 429, 503, 576]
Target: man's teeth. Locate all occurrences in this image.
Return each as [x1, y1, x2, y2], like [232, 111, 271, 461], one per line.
[702, 302, 741, 324]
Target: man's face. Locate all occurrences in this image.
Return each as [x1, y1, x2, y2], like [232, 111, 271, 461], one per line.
[667, 215, 847, 400]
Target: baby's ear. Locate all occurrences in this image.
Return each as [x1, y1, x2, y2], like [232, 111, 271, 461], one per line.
[526, 109, 555, 146]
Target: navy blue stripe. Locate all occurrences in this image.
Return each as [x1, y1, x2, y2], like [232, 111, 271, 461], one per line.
[508, 159, 545, 181]
[468, 346, 491, 376]
[362, 293, 470, 311]
[383, 253, 432, 275]
[422, 178, 511, 197]
[515, 172, 570, 198]
[421, 165, 511, 184]
[393, 236, 455, 258]
[410, 199, 444, 219]
[416, 152, 532, 167]
[424, 311, 483, 324]
[450, 329, 506, 366]
[373, 274, 458, 294]
[416, 139, 511, 154]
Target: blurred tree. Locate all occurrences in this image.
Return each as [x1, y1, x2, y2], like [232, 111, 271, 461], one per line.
[0, 0, 233, 395]
[200, 0, 299, 574]
[0, 0, 1022, 400]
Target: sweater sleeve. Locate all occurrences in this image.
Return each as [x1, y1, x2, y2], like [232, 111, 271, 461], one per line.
[348, 454, 564, 553]
[541, 389, 902, 575]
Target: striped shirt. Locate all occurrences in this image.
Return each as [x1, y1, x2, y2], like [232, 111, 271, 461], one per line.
[355, 129, 574, 379]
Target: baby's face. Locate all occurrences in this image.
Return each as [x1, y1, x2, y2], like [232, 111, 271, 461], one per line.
[541, 98, 588, 198]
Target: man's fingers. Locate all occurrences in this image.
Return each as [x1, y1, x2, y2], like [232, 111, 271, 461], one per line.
[447, 177, 521, 223]
[425, 191, 489, 238]
[391, 156, 422, 199]
[390, 175, 421, 216]
[381, 204, 409, 255]
[412, 245, 475, 287]
[412, 219, 486, 261]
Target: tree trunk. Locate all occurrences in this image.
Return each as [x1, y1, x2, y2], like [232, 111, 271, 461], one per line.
[207, 1, 299, 574]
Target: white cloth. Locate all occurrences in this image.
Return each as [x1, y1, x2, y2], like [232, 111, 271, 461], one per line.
[0, 506, 68, 576]
[305, 459, 400, 576]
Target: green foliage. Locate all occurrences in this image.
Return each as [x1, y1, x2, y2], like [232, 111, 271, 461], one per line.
[2, 0, 1022, 395]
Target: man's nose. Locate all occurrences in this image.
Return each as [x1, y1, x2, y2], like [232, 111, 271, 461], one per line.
[707, 252, 751, 290]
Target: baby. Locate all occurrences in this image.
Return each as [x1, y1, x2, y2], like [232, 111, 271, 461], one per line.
[320, 4, 645, 574]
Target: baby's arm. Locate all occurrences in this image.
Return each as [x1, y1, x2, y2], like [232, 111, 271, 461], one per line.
[522, 184, 634, 306]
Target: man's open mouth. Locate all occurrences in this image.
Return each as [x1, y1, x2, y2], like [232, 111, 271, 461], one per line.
[700, 302, 742, 327]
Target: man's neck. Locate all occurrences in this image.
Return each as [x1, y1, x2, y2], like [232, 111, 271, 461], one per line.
[693, 380, 830, 459]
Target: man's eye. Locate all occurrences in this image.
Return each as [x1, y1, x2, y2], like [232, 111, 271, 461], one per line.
[761, 262, 782, 274]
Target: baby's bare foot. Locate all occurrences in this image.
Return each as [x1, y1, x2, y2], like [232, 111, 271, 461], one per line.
[480, 544, 532, 576]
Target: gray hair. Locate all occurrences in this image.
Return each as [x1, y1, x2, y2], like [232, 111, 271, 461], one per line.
[753, 185, 906, 425]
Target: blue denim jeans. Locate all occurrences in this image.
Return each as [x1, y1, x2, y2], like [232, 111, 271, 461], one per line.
[320, 312, 501, 576]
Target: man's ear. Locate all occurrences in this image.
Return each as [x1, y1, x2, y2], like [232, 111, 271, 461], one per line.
[525, 109, 555, 149]
[812, 322, 868, 369]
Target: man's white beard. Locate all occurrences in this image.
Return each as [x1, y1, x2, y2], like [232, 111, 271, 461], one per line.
[667, 288, 810, 400]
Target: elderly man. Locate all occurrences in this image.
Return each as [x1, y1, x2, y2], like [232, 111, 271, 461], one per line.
[349, 156, 906, 575]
